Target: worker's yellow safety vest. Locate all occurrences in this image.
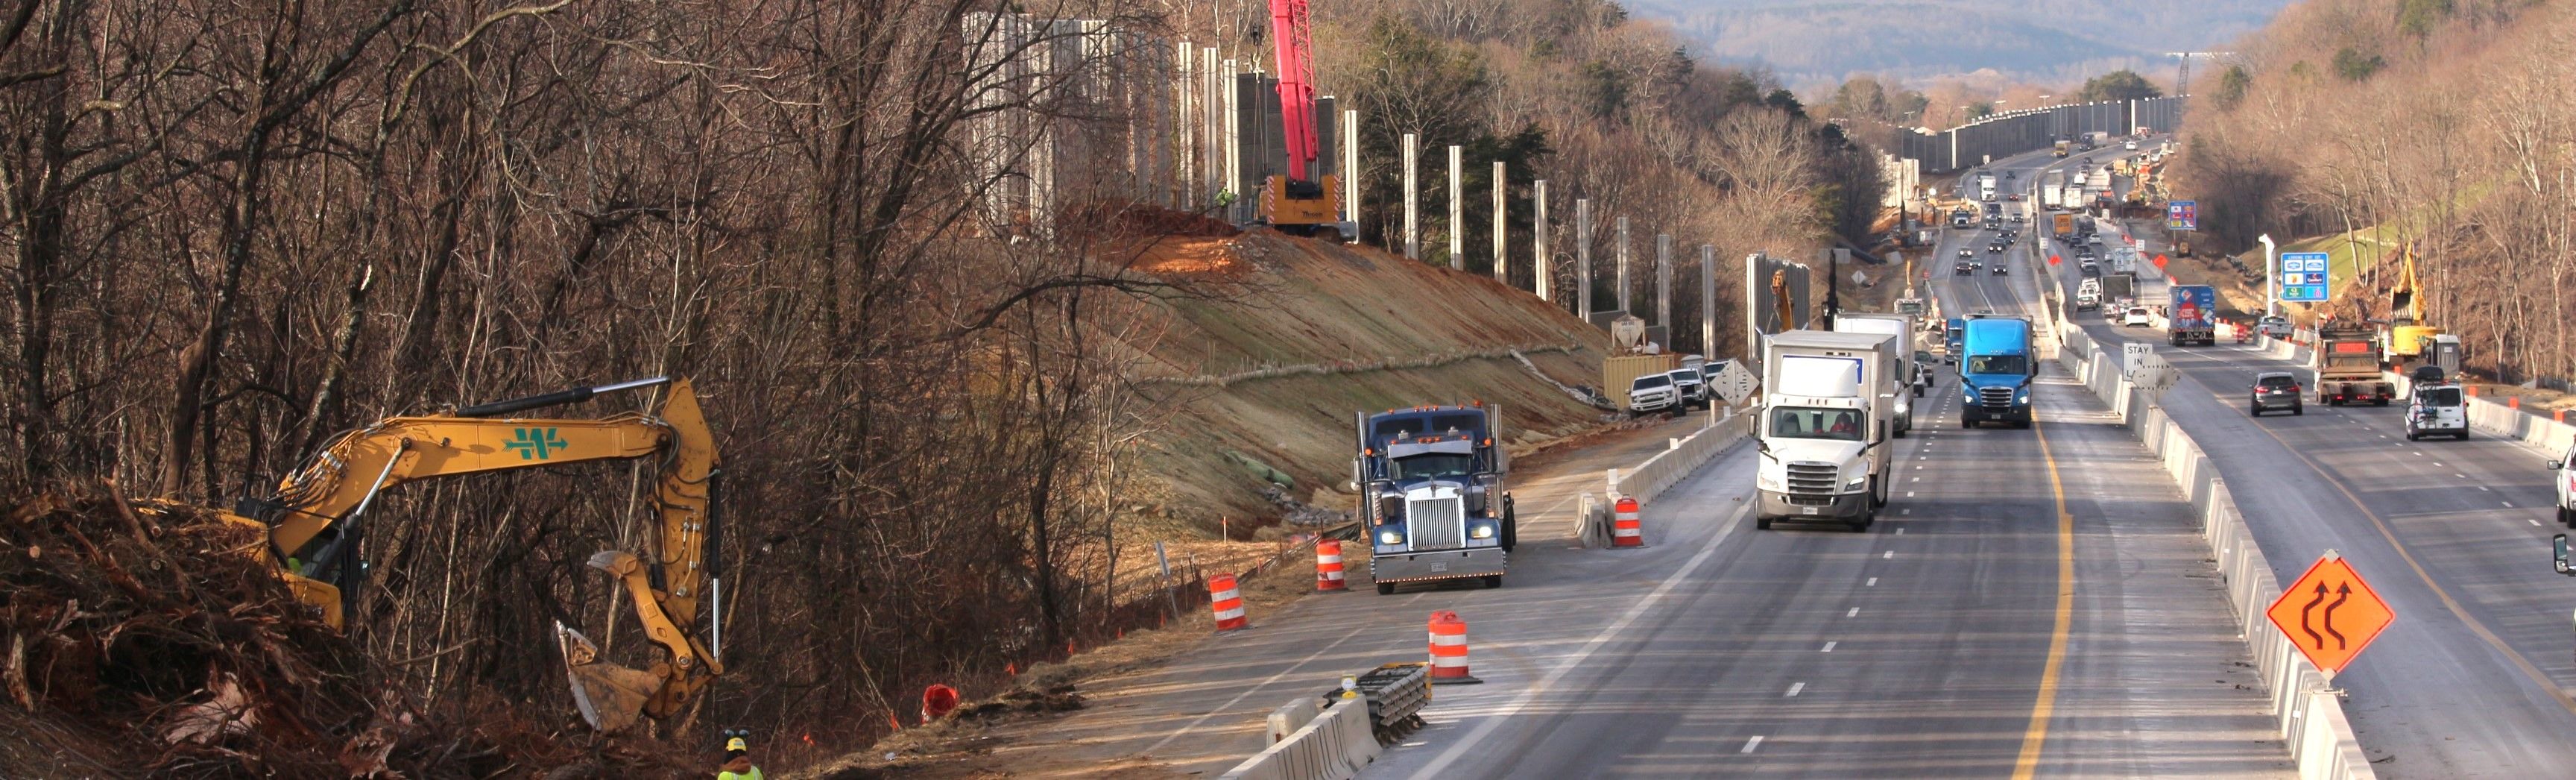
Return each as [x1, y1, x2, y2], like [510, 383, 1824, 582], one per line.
[717, 770, 763, 780]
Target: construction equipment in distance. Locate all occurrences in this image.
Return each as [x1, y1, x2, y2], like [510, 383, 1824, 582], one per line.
[2380, 246, 2462, 377]
[211, 377, 722, 732]
[1257, 0, 1343, 237]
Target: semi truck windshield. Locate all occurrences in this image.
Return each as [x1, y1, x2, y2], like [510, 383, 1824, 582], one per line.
[1390, 453, 1476, 479]
[1966, 354, 2028, 375]
[1770, 406, 1864, 441]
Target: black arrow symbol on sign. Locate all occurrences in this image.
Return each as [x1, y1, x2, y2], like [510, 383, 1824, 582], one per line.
[2323, 583, 2351, 650]
[2299, 582, 2327, 649]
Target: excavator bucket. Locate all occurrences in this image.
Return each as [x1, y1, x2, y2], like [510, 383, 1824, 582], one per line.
[558, 621, 660, 732]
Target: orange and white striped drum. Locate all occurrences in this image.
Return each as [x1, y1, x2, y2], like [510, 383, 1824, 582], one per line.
[1612, 497, 1644, 547]
[1315, 540, 1348, 591]
[1427, 610, 1479, 684]
[1208, 573, 1249, 632]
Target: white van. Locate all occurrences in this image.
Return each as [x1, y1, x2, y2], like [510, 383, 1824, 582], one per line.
[2405, 383, 2468, 441]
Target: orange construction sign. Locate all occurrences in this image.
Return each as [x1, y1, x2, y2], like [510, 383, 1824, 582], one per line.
[2264, 553, 2395, 675]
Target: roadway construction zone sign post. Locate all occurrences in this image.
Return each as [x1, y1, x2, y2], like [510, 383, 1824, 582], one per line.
[2264, 551, 2395, 679]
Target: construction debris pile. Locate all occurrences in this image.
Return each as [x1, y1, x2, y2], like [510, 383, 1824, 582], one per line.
[0, 482, 678, 778]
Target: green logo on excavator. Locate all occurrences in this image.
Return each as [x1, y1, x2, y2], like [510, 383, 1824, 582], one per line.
[508, 427, 565, 459]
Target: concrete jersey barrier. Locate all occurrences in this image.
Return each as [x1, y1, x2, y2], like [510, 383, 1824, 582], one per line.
[2050, 319, 2375, 779]
[1220, 693, 1381, 780]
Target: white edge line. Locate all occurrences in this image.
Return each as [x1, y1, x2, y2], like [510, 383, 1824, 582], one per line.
[1404, 497, 1754, 779]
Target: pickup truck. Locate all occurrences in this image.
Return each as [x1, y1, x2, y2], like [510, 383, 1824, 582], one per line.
[1628, 373, 1681, 415]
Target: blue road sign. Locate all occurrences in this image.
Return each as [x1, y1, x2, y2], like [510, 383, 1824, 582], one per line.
[2167, 200, 2198, 231]
[2280, 251, 2329, 301]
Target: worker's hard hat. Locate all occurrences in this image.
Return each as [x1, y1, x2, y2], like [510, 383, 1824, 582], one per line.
[727, 736, 748, 752]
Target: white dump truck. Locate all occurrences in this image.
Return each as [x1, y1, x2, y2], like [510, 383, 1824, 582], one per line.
[1754, 330, 1898, 532]
[1831, 312, 1922, 437]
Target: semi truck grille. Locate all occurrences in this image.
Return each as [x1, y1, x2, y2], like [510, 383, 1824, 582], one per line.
[1786, 462, 1839, 500]
[1407, 496, 1464, 550]
[1979, 386, 2015, 409]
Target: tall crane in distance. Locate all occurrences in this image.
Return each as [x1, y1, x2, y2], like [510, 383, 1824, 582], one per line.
[2165, 51, 2231, 96]
[1259, 0, 1342, 237]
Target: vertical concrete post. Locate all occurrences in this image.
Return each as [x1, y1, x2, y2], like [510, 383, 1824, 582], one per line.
[1492, 160, 1507, 283]
[1743, 253, 1763, 364]
[1448, 145, 1465, 270]
[1202, 48, 1219, 207]
[1342, 110, 1359, 227]
[1576, 198, 1593, 321]
[1221, 57, 1240, 223]
[1403, 133, 1419, 260]
[1176, 40, 1194, 209]
[1657, 233, 1672, 330]
[1700, 245, 1717, 359]
[1615, 217, 1632, 315]
[1533, 180, 1550, 301]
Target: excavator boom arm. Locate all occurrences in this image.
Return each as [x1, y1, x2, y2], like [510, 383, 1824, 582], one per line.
[240, 377, 722, 732]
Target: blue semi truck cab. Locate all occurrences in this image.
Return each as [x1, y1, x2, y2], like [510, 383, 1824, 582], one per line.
[1943, 317, 1967, 364]
[1957, 315, 2036, 428]
[1354, 404, 1512, 594]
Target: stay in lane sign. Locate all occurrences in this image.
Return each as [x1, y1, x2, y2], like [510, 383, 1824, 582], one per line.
[2264, 552, 2394, 676]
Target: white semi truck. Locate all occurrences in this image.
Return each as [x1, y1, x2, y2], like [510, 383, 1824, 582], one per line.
[1754, 330, 1898, 532]
[1831, 312, 1922, 436]
[1978, 172, 1998, 202]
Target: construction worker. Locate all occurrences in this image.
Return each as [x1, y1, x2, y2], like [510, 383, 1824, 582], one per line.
[718, 736, 763, 780]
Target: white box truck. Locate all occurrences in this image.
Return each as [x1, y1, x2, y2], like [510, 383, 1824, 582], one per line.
[1978, 172, 1998, 202]
[1831, 312, 1922, 437]
[1755, 330, 1898, 532]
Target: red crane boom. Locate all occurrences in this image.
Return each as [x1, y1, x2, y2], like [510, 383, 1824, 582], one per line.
[1257, 0, 1342, 236]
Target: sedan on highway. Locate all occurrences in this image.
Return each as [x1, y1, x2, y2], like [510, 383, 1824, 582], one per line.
[1954, 261, 1977, 274]
[2122, 306, 2153, 327]
[2250, 371, 2303, 416]
[1988, 242, 2005, 253]
[1990, 261, 2010, 274]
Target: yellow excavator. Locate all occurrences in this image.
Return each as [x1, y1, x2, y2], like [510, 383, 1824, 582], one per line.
[2379, 246, 2460, 377]
[202, 376, 721, 732]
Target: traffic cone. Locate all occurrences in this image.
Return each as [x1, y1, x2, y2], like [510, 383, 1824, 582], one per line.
[1612, 497, 1644, 547]
[1427, 611, 1480, 684]
[1208, 573, 1250, 632]
[1315, 539, 1348, 591]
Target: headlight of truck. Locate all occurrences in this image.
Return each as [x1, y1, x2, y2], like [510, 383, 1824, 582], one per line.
[1845, 472, 1869, 489]
[1757, 469, 1783, 491]
[2017, 388, 2030, 402]
[1378, 529, 1405, 545]
[1469, 523, 1495, 539]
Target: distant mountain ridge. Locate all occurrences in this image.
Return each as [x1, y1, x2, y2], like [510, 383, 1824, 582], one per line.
[1625, 0, 2293, 87]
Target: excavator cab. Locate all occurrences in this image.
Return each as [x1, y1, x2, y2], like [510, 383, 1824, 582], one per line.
[226, 377, 724, 732]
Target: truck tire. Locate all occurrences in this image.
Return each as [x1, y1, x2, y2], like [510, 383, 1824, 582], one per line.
[2459, 429, 2471, 441]
[2561, 506, 2574, 527]
[2407, 431, 2419, 441]
[2014, 418, 2032, 430]
[1500, 499, 1518, 553]
[1960, 415, 1975, 429]
[2292, 406, 2303, 416]
[1757, 516, 1774, 530]
[1483, 575, 1503, 589]
[1376, 582, 1397, 595]
[1895, 426, 1907, 439]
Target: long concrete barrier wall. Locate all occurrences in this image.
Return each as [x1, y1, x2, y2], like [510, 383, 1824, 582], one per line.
[1219, 694, 1380, 780]
[1611, 409, 1747, 504]
[2057, 322, 2376, 779]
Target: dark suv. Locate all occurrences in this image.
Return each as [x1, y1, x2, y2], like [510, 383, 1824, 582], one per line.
[2250, 371, 2303, 416]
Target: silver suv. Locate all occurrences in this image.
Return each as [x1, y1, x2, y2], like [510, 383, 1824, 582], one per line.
[2250, 371, 2302, 416]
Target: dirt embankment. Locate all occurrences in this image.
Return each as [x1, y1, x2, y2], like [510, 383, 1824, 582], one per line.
[1102, 227, 1614, 539]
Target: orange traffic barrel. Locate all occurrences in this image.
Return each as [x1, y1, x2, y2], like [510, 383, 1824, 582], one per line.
[1209, 573, 1250, 632]
[1613, 497, 1644, 547]
[1315, 540, 1348, 591]
[1427, 611, 1480, 684]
